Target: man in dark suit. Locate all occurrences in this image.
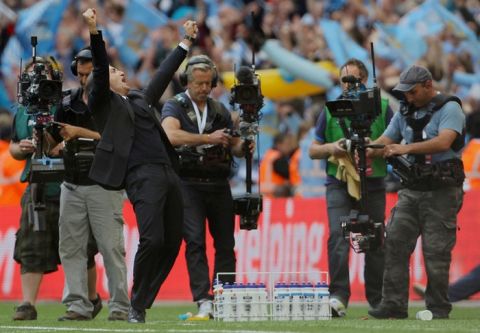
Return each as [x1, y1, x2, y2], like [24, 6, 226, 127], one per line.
[83, 8, 198, 323]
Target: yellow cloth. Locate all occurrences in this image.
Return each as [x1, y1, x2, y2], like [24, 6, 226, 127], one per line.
[328, 154, 361, 200]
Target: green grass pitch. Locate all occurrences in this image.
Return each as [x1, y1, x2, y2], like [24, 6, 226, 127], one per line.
[0, 301, 478, 333]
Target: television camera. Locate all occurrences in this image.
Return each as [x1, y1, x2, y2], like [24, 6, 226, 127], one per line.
[324, 45, 384, 253]
[230, 65, 264, 230]
[16, 36, 64, 231]
[17, 36, 64, 184]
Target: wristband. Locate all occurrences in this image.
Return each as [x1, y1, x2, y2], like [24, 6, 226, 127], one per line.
[184, 34, 196, 42]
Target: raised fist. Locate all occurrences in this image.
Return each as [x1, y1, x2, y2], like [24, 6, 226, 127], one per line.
[183, 20, 198, 39]
[83, 8, 97, 27]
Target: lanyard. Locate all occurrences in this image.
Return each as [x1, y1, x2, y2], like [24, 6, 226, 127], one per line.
[186, 90, 208, 134]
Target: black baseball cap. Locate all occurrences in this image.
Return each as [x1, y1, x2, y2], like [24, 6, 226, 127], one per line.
[393, 65, 433, 92]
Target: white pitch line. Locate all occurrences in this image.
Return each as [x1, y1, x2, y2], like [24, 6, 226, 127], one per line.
[167, 330, 301, 333]
[0, 326, 158, 332]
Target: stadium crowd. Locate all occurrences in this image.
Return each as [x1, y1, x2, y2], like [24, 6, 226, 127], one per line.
[0, 0, 479, 323]
[1, 0, 479, 199]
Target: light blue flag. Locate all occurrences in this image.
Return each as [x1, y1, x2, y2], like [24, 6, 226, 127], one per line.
[262, 39, 333, 89]
[0, 37, 23, 78]
[374, 23, 427, 67]
[320, 19, 373, 86]
[319, 19, 373, 85]
[319, 19, 370, 67]
[119, 0, 169, 68]
[399, 0, 480, 56]
[15, 0, 69, 59]
[430, 0, 480, 55]
[0, 80, 14, 110]
[398, 0, 444, 37]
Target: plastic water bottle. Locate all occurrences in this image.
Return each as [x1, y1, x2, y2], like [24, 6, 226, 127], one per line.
[258, 283, 269, 321]
[223, 283, 235, 322]
[273, 282, 290, 321]
[289, 282, 303, 320]
[236, 283, 248, 321]
[315, 281, 331, 320]
[245, 283, 255, 321]
[303, 282, 316, 320]
[213, 279, 223, 320]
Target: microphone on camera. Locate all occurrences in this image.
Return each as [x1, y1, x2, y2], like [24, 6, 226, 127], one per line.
[235, 66, 255, 84]
[341, 75, 361, 84]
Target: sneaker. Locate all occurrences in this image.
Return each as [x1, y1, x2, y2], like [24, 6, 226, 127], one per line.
[413, 283, 426, 299]
[91, 294, 103, 319]
[12, 302, 37, 320]
[329, 298, 346, 317]
[195, 299, 213, 319]
[108, 311, 128, 321]
[127, 307, 146, 323]
[58, 311, 91, 321]
[368, 306, 408, 319]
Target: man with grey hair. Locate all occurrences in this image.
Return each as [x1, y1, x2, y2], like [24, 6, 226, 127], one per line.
[367, 65, 465, 319]
[161, 55, 247, 319]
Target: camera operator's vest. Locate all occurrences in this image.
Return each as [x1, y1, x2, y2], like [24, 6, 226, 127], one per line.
[14, 105, 60, 197]
[389, 94, 465, 191]
[403, 94, 464, 163]
[170, 93, 233, 180]
[61, 88, 97, 185]
[325, 98, 389, 178]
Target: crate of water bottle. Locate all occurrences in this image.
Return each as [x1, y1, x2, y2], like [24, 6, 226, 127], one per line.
[213, 271, 331, 321]
[272, 280, 331, 321]
[214, 280, 270, 321]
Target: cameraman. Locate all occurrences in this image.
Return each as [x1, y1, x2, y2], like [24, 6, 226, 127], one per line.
[309, 58, 393, 317]
[53, 48, 129, 321]
[161, 55, 247, 319]
[8, 57, 98, 320]
[368, 65, 465, 319]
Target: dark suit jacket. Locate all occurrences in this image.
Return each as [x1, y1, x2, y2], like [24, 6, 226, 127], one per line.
[88, 31, 186, 189]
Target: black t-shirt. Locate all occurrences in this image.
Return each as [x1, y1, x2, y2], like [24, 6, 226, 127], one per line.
[161, 95, 234, 181]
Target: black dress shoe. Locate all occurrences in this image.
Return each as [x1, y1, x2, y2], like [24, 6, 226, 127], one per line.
[127, 307, 146, 323]
[432, 312, 449, 319]
[368, 306, 408, 319]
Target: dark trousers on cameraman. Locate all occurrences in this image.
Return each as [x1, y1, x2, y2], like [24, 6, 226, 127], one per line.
[180, 180, 236, 302]
[382, 186, 463, 317]
[326, 182, 386, 308]
[125, 163, 184, 311]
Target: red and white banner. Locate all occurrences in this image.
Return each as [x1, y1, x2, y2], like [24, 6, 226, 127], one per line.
[1, 191, 479, 301]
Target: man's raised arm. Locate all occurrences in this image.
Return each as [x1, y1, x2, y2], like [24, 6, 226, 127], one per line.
[144, 20, 198, 106]
[83, 8, 109, 117]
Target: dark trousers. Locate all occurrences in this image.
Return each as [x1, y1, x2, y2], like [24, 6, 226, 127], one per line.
[449, 264, 480, 302]
[382, 186, 463, 316]
[181, 181, 236, 302]
[125, 164, 183, 311]
[326, 182, 385, 307]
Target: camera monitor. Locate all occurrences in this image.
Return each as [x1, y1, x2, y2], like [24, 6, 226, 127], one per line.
[326, 88, 381, 119]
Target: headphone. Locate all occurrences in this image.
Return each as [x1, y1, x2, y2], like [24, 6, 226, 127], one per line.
[70, 47, 92, 76]
[179, 55, 218, 88]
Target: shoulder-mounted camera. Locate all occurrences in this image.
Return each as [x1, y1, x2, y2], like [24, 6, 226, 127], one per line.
[17, 37, 62, 117]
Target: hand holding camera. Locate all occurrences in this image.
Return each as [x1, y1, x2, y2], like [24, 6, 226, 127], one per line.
[19, 138, 36, 156]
